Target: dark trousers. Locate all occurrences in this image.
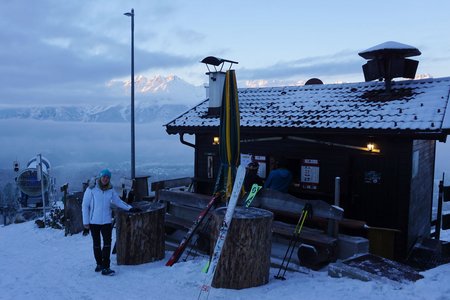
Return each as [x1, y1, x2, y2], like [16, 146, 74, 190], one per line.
[90, 224, 112, 269]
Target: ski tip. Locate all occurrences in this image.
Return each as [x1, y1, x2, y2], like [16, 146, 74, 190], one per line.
[201, 261, 210, 273]
[165, 257, 175, 266]
[274, 275, 286, 281]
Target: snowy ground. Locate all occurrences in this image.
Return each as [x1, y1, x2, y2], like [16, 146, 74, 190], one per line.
[1, 222, 450, 300]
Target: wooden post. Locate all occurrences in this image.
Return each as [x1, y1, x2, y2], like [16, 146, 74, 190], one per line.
[115, 202, 165, 265]
[435, 177, 444, 240]
[64, 192, 84, 235]
[210, 207, 273, 289]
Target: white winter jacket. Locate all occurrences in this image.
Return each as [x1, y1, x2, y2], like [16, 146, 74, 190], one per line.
[82, 185, 132, 225]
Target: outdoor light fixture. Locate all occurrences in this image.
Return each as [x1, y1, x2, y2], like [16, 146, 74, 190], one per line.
[213, 136, 220, 145]
[124, 8, 136, 179]
[367, 143, 380, 153]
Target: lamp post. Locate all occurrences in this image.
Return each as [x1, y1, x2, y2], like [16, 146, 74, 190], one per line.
[124, 8, 135, 179]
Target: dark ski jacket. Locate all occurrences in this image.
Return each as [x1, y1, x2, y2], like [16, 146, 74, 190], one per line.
[264, 168, 292, 193]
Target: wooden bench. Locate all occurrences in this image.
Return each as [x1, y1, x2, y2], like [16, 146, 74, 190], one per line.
[151, 177, 193, 200]
[272, 220, 338, 268]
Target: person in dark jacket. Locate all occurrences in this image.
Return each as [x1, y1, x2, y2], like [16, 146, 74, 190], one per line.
[82, 169, 140, 276]
[243, 160, 264, 193]
[264, 158, 292, 193]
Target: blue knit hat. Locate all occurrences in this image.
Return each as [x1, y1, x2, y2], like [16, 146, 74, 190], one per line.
[99, 169, 112, 178]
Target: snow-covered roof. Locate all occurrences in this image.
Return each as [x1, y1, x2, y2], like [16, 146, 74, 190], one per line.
[166, 77, 450, 138]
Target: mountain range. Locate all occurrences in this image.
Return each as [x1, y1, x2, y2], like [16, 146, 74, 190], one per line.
[0, 75, 206, 123]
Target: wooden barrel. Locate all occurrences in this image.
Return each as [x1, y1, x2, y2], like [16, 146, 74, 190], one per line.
[115, 202, 165, 265]
[210, 206, 273, 289]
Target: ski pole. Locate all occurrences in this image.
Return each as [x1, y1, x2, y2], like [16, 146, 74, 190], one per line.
[278, 209, 309, 279]
[183, 215, 213, 262]
[274, 209, 307, 280]
[275, 203, 312, 280]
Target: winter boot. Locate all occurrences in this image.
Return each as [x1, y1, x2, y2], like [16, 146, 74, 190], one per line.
[101, 268, 115, 276]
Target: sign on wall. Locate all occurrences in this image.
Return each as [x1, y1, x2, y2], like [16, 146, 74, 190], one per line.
[300, 159, 320, 190]
[364, 171, 381, 184]
[207, 155, 214, 179]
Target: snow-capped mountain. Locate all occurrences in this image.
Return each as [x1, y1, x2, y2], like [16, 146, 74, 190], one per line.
[109, 74, 206, 106]
[0, 75, 206, 123]
[0, 103, 191, 123]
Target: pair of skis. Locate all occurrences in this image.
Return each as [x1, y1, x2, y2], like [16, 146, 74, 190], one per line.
[197, 165, 247, 299]
[165, 165, 262, 298]
[165, 193, 222, 267]
[274, 203, 312, 280]
[166, 173, 262, 267]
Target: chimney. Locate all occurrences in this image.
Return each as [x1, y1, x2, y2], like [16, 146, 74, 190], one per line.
[203, 83, 209, 99]
[359, 41, 421, 93]
[201, 56, 238, 116]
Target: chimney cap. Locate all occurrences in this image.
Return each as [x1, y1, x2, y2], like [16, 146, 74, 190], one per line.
[359, 41, 421, 60]
[201, 56, 238, 66]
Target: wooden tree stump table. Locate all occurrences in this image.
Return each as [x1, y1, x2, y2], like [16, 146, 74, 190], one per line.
[210, 206, 273, 289]
[115, 202, 165, 265]
[64, 192, 84, 235]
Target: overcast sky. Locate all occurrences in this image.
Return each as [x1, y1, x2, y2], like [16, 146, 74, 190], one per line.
[1, 0, 450, 106]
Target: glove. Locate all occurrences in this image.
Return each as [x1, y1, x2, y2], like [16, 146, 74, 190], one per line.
[82, 228, 89, 236]
[129, 207, 142, 213]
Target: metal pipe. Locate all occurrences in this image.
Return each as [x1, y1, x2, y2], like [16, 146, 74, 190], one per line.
[287, 136, 380, 153]
[179, 133, 195, 148]
[240, 137, 283, 143]
[334, 177, 341, 206]
[328, 177, 341, 237]
[39, 154, 46, 226]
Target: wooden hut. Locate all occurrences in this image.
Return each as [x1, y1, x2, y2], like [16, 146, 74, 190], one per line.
[164, 49, 450, 260]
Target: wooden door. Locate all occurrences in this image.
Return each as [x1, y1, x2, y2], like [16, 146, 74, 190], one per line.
[349, 154, 392, 227]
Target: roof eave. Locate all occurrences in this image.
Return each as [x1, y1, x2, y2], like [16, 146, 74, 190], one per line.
[165, 125, 448, 140]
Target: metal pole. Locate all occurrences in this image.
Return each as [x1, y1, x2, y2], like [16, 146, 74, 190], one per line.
[39, 154, 46, 226]
[328, 177, 340, 237]
[334, 177, 341, 206]
[125, 8, 135, 179]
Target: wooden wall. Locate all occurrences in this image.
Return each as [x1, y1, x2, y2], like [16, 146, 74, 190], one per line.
[192, 131, 435, 260]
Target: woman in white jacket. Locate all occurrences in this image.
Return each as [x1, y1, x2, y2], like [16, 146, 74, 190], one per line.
[82, 169, 139, 276]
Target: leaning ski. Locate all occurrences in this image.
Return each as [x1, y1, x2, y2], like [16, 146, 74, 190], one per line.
[198, 165, 246, 299]
[166, 193, 222, 267]
[243, 183, 262, 208]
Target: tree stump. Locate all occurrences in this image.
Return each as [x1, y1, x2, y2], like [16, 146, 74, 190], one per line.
[210, 206, 273, 289]
[115, 202, 165, 265]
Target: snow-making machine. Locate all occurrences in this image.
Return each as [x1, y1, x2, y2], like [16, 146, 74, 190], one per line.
[15, 156, 56, 208]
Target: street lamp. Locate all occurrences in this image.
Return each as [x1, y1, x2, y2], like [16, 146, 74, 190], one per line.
[124, 8, 135, 179]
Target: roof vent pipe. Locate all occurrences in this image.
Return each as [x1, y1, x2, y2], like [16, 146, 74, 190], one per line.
[358, 41, 421, 93]
[201, 56, 238, 116]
